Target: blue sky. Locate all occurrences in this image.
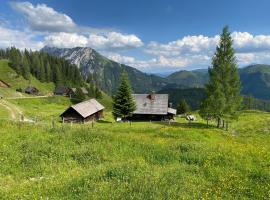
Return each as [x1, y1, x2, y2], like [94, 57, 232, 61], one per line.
[1, 0, 270, 72]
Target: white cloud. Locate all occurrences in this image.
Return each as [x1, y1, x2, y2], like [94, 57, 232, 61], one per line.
[145, 32, 270, 57]
[145, 35, 219, 57]
[104, 52, 211, 72]
[105, 53, 136, 64]
[88, 32, 143, 50]
[44, 32, 88, 48]
[0, 26, 43, 50]
[236, 52, 270, 65]
[9, 2, 143, 51]
[232, 32, 270, 53]
[44, 32, 143, 50]
[143, 32, 270, 70]
[10, 1, 76, 32]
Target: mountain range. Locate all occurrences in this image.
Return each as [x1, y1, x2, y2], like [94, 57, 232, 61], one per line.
[42, 46, 270, 100]
[41, 46, 167, 95]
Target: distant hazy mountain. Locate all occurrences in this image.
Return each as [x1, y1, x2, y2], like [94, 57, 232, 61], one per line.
[167, 65, 270, 100]
[167, 70, 208, 88]
[239, 64, 270, 100]
[41, 46, 167, 95]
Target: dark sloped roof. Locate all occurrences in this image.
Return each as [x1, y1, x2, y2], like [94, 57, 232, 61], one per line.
[132, 94, 169, 115]
[62, 99, 104, 118]
[25, 86, 38, 93]
[54, 86, 72, 94]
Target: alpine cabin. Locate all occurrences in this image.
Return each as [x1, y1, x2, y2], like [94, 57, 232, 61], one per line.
[60, 99, 104, 123]
[25, 86, 39, 95]
[130, 92, 176, 121]
[54, 86, 74, 96]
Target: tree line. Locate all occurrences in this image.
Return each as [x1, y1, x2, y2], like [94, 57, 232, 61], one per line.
[0, 47, 83, 87]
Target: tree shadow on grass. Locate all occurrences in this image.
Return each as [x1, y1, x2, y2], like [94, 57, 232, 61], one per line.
[97, 120, 112, 124]
[153, 121, 216, 129]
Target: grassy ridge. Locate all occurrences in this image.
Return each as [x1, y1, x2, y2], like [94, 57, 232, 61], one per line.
[0, 111, 269, 199]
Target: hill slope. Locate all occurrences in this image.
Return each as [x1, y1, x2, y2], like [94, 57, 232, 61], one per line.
[41, 46, 168, 95]
[167, 70, 208, 88]
[158, 88, 206, 110]
[168, 65, 270, 100]
[0, 59, 54, 97]
[239, 64, 270, 100]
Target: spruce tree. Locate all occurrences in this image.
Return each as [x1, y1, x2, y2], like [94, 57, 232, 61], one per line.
[74, 88, 86, 102]
[21, 56, 31, 80]
[177, 99, 190, 114]
[200, 26, 242, 129]
[45, 62, 52, 82]
[95, 87, 102, 99]
[87, 84, 95, 98]
[112, 71, 136, 120]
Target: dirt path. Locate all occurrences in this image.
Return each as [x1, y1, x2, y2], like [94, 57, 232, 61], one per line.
[6, 96, 49, 100]
[0, 100, 33, 122]
[0, 100, 16, 119]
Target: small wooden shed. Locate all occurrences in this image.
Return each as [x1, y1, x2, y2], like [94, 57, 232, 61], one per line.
[0, 80, 11, 88]
[54, 86, 74, 96]
[60, 99, 105, 123]
[25, 86, 39, 95]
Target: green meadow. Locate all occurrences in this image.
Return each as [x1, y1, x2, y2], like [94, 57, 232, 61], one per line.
[0, 59, 269, 199]
[0, 108, 269, 199]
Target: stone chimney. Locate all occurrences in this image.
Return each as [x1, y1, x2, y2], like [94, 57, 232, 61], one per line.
[148, 91, 156, 100]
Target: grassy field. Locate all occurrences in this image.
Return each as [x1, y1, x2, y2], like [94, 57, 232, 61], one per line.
[0, 103, 10, 120]
[0, 59, 54, 97]
[0, 110, 269, 199]
[8, 96, 73, 121]
[8, 95, 112, 121]
[0, 59, 269, 199]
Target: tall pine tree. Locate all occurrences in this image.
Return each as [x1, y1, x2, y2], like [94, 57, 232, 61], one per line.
[21, 55, 31, 80]
[112, 71, 136, 120]
[200, 26, 242, 129]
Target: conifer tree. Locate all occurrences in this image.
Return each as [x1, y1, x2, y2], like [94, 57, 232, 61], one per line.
[177, 99, 190, 114]
[21, 56, 31, 80]
[87, 84, 95, 98]
[9, 47, 22, 74]
[74, 88, 86, 102]
[200, 26, 242, 129]
[95, 87, 102, 99]
[45, 62, 52, 82]
[112, 71, 136, 120]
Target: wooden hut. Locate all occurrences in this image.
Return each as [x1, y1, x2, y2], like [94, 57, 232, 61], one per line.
[130, 92, 176, 121]
[60, 99, 105, 123]
[0, 80, 11, 88]
[54, 87, 74, 96]
[25, 86, 39, 95]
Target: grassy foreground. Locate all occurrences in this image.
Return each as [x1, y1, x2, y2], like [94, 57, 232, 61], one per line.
[0, 111, 269, 199]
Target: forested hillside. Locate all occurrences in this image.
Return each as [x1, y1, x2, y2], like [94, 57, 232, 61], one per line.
[0, 47, 83, 87]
